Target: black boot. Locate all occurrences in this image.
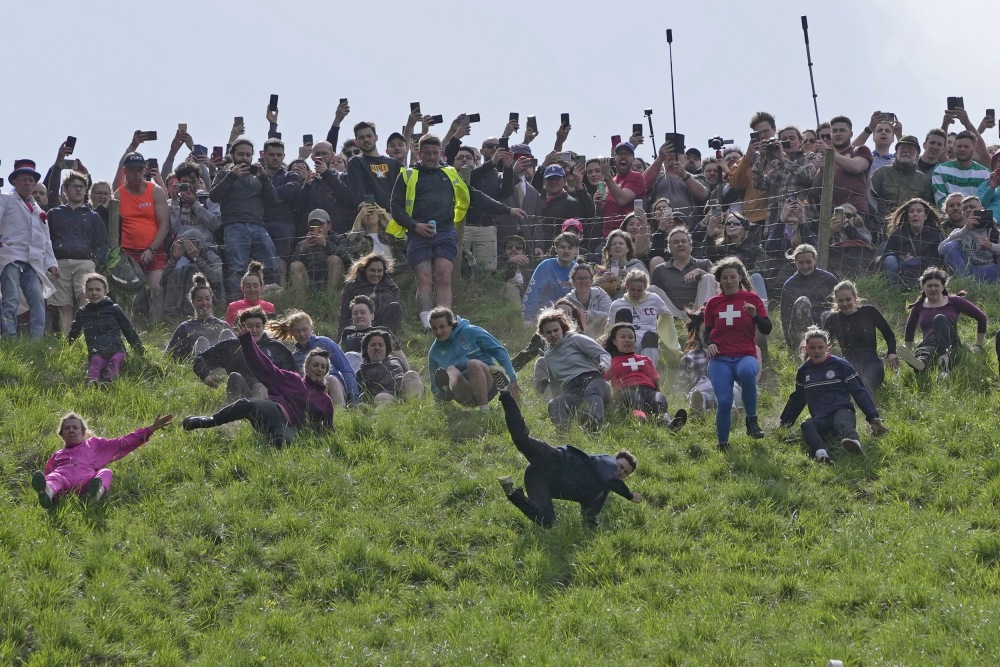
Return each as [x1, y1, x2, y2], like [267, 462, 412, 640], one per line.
[183, 416, 215, 431]
[745, 415, 765, 439]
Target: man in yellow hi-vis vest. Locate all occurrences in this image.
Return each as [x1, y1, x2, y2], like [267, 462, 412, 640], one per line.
[390, 134, 527, 330]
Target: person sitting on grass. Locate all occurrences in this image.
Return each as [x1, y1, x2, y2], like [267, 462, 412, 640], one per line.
[898, 267, 987, 379]
[495, 391, 641, 528]
[357, 330, 425, 405]
[881, 198, 942, 289]
[428, 306, 519, 409]
[193, 306, 297, 402]
[224, 260, 275, 326]
[339, 294, 407, 372]
[336, 252, 402, 337]
[287, 208, 342, 293]
[609, 269, 673, 363]
[823, 280, 897, 394]
[602, 322, 687, 429]
[779, 243, 839, 349]
[779, 327, 887, 464]
[67, 273, 145, 387]
[536, 308, 612, 431]
[164, 273, 232, 360]
[183, 321, 334, 446]
[32, 412, 173, 508]
[269, 309, 359, 407]
[678, 305, 762, 419]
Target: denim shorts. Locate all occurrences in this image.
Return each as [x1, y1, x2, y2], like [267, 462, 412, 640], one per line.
[406, 227, 458, 267]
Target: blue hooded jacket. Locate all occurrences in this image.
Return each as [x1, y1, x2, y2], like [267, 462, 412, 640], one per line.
[427, 317, 516, 399]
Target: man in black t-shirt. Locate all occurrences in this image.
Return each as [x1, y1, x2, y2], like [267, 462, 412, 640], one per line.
[347, 121, 401, 210]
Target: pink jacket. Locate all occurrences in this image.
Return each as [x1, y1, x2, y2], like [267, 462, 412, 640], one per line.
[45, 428, 152, 477]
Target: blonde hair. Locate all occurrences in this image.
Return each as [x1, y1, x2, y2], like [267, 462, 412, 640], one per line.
[269, 310, 313, 341]
[57, 412, 89, 437]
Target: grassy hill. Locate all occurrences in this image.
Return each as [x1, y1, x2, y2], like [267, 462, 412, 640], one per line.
[3, 273, 1000, 665]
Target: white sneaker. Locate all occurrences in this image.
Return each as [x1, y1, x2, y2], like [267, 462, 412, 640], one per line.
[497, 476, 514, 495]
[419, 311, 432, 331]
[896, 346, 925, 371]
[938, 354, 950, 379]
[842, 438, 864, 455]
[815, 448, 831, 464]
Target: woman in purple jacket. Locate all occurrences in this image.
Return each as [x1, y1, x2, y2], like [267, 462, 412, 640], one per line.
[899, 267, 987, 378]
[182, 322, 335, 446]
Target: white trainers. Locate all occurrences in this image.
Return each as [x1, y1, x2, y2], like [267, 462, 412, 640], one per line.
[896, 346, 924, 371]
[841, 437, 864, 455]
[815, 448, 831, 464]
[938, 354, 950, 379]
[419, 311, 432, 331]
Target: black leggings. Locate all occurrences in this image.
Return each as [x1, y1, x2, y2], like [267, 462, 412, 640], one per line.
[800, 408, 859, 456]
[212, 399, 295, 446]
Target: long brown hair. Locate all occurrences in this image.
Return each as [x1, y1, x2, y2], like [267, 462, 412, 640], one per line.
[886, 198, 940, 236]
[905, 267, 966, 310]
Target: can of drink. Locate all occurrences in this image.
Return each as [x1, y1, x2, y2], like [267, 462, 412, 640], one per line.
[428, 219, 437, 233]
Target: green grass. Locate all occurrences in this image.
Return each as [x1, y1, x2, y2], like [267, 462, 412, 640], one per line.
[3, 273, 1000, 664]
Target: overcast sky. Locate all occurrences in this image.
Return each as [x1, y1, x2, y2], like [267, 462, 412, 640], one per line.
[4, 0, 996, 183]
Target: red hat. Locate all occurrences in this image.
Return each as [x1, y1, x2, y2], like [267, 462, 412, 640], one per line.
[561, 218, 584, 235]
[8, 159, 41, 183]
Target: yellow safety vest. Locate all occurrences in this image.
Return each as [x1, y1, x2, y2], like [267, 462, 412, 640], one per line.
[386, 165, 470, 239]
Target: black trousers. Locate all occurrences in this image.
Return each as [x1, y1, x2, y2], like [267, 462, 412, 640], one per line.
[800, 408, 859, 455]
[212, 399, 295, 446]
[618, 385, 668, 415]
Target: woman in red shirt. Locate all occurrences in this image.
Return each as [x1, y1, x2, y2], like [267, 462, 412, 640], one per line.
[704, 257, 772, 450]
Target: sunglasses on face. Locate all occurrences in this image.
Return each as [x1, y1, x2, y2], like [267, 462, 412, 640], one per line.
[345, 149, 362, 156]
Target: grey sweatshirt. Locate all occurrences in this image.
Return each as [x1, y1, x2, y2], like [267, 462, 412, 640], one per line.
[543, 331, 611, 387]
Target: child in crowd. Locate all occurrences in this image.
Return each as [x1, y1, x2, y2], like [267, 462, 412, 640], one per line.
[609, 270, 670, 364]
[67, 273, 145, 386]
[779, 327, 886, 463]
[603, 322, 686, 429]
[32, 412, 173, 508]
[225, 261, 275, 326]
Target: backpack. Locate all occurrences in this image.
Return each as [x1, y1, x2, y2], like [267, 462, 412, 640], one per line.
[105, 247, 146, 292]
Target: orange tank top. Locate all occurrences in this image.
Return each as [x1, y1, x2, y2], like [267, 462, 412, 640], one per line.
[118, 181, 158, 250]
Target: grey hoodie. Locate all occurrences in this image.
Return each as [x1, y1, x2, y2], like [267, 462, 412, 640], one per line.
[543, 331, 610, 388]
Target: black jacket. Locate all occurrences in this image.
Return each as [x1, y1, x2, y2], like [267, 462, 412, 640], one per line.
[192, 335, 296, 381]
[338, 275, 402, 334]
[67, 297, 144, 357]
[357, 357, 408, 399]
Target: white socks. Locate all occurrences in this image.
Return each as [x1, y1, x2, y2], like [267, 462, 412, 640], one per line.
[419, 311, 431, 329]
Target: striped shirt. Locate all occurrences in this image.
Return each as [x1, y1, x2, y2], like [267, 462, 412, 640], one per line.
[931, 159, 990, 206]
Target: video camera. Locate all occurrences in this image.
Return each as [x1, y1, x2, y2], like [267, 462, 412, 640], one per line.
[708, 136, 734, 151]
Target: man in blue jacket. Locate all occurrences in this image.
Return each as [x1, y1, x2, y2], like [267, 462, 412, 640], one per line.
[496, 391, 642, 528]
[427, 306, 519, 408]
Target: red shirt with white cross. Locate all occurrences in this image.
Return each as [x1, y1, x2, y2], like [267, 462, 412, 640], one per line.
[704, 290, 767, 358]
[605, 353, 659, 391]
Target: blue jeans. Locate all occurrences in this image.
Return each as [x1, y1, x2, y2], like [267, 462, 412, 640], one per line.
[223, 223, 279, 296]
[940, 241, 1000, 282]
[1, 261, 46, 338]
[882, 254, 923, 286]
[707, 355, 759, 444]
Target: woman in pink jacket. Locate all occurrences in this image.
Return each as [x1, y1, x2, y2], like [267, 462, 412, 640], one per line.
[32, 412, 173, 508]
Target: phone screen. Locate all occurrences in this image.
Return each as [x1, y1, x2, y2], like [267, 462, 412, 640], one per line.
[611, 135, 622, 150]
[632, 123, 643, 135]
[269, 94, 279, 111]
[561, 113, 570, 126]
